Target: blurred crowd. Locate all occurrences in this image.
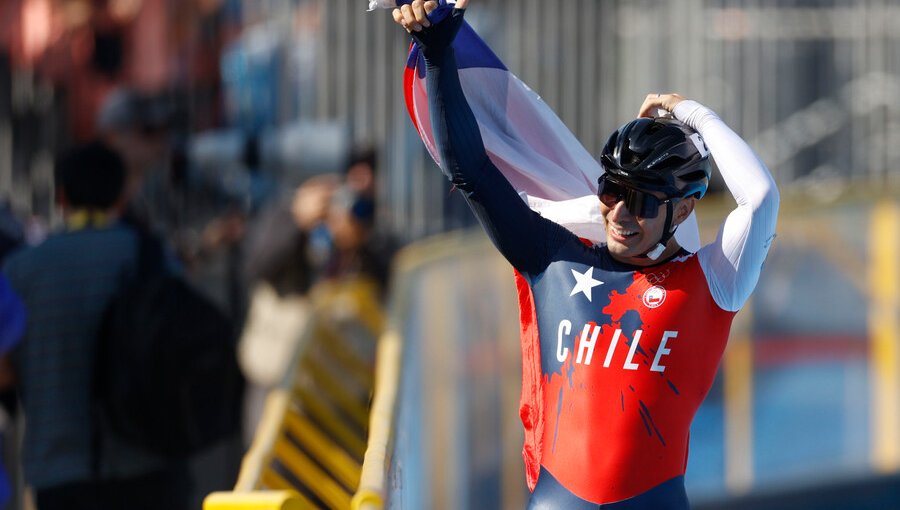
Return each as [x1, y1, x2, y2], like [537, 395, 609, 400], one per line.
[0, 117, 396, 509]
[0, 1, 398, 508]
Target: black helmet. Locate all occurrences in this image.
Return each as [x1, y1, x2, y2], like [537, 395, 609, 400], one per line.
[600, 117, 711, 200]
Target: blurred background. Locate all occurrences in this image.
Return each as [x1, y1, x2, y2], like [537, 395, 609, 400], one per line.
[1, 0, 899, 509]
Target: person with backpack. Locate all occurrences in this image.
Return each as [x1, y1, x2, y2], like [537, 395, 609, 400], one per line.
[1, 142, 196, 510]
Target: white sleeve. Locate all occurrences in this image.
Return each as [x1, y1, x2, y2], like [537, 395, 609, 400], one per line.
[674, 100, 780, 312]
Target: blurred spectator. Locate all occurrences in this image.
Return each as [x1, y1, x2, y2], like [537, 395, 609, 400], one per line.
[319, 180, 393, 293]
[237, 174, 335, 403]
[0, 273, 24, 362]
[96, 87, 176, 234]
[243, 146, 395, 298]
[0, 206, 24, 508]
[1, 141, 190, 510]
[0, 203, 25, 262]
[0, 212, 24, 359]
[96, 88, 171, 173]
[344, 145, 378, 202]
[330, 145, 394, 291]
[239, 148, 396, 436]
[0, 273, 23, 508]
[242, 173, 334, 298]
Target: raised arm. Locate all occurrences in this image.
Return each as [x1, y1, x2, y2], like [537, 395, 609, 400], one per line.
[392, 1, 572, 274]
[641, 94, 779, 311]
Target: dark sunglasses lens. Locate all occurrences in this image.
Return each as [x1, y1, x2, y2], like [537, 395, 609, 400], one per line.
[597, 180, 623, 208]
[598, 176, 661, 218]
[625, 189, 661, 219]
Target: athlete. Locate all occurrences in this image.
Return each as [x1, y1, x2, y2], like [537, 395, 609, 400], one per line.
[391, 1, 779, 508]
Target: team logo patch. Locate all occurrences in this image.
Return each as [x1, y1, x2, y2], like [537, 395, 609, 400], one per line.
[642, 285, 666, 309]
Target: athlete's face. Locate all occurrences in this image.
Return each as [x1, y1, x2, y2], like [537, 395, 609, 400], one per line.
[599, 190, 695, 266]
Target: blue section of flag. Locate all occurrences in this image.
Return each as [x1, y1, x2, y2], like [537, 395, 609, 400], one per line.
[403, 4, 506, 72]
[452, 24, 507, 71]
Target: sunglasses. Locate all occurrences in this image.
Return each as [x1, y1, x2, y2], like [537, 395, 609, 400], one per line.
[596, 175, 673, 219]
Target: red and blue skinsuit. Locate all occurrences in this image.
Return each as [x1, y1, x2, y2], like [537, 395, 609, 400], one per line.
[514, 256, 733, 508]
[413, 8, 779, 508]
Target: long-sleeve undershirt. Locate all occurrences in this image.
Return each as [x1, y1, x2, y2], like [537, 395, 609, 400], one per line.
[675, 101, 780, 311]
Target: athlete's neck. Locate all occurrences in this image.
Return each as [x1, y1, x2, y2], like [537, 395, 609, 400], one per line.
[607, 240, 686, 268]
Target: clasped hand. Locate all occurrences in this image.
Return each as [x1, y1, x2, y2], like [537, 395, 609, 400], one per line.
[391, 0, 469, 32]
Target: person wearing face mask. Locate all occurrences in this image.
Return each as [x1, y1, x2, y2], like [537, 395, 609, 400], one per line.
[387, 1, 780, 508]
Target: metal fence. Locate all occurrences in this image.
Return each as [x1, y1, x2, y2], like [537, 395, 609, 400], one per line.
[300, 0, 900, 239]
[2, 0, 899, 240]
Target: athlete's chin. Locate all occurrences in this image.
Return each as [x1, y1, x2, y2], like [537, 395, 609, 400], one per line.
[607, 239, 647, 259]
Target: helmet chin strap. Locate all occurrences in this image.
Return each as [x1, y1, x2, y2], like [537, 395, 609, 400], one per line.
[642, 201, 677, 261]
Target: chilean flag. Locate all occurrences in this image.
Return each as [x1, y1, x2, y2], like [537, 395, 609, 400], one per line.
[373, 0, 701, 248]
[370, 0, 702, 493]
[374, 0, 701, 249]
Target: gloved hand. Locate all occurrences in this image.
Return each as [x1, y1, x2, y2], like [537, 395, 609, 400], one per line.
[390, 0, 469, 57]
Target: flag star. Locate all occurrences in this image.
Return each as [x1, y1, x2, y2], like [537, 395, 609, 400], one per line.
[570, 267, 604, 302]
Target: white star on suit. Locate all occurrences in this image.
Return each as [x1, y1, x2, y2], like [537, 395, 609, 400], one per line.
[570, 267, 604, 302]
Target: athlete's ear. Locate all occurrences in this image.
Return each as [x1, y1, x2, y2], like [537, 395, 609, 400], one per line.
[672, 197, 697, 228]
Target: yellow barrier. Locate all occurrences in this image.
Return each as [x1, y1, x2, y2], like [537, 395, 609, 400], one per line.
[350, 229, 520, 509]
[204, 491, 307, 510]
[348, 237, 456, 510]
[204, 277, 385, 510]
[870, 201, 900, 472]
[351, 331, 401, 510]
